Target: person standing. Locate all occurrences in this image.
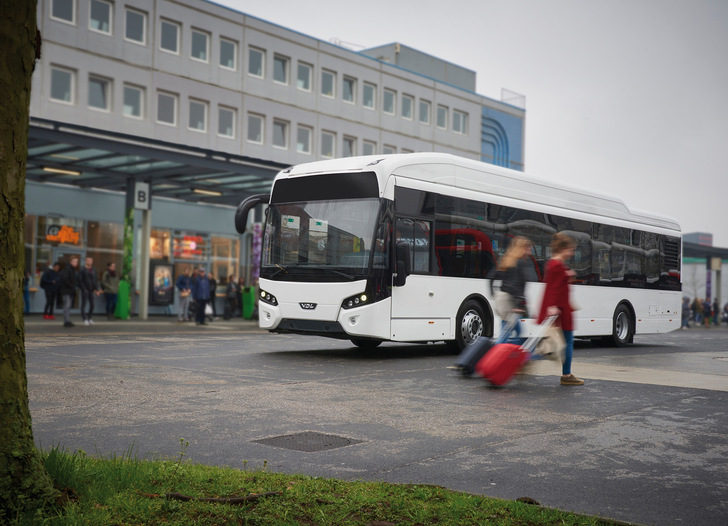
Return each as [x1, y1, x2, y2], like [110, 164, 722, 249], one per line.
[176, 267, 193, 322]
[59, 257, 80, 328]
[192, 267, 211, 326]
[488, 236, 533, 344]
[101, 262, 120, 320]
[713, 298, 720, 326]
[537, 233, 584, 386]
[681, 297, 691, 329]
[208, 271, 218, 319]
[23, 271, 31, 314]
[79, 257, 101, 325]
[224, 274, 239, 320]
[41, 262, 61, 319]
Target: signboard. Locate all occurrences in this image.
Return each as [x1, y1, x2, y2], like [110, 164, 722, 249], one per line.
[46, 225, 81, 245]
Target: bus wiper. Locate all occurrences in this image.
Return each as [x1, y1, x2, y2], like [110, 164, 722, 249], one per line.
[326, 268, 356, 281]
[271, 264, 288, 278]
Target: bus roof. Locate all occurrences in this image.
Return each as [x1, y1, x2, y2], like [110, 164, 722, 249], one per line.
[278, 153, 681, 232]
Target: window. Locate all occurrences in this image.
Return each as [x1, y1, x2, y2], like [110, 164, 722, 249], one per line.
[273, 119, 288, 148]
[160, 19, 180, 54]
[125, 8, 146, 44]
[297, 63, 312, 91]
[362, 141, 376, 156]
[89, 0, 112, 34]
[383, 88, 396, 115]
[296, 125, 312, 154]
[436, 104, 448, 129]
[188, 99, 207, 131]
[343, 76, 356, 103]
[273, 54, 289, 84]
[248, 47, 264, 77]
[50, 67, 74, 103]
[343, 136, 356, 157]
[191, 29, 209, 62]
[123, 85, 143, 118]
[321, 131, 335, 158]
[218, 106, 235, 137]
[51, 0, 74, 24]
[363, 82, 376, 109]
[321, 70, 335, 98]
[453, 110, 469, 134]
[247, 114, 264, 143]
[401, 94, 414, 119]
[88, 76, 110, 110]
[383, 144, 396, 155]
[396, 217, 431, 274]
[419, 99, 431, 125]
[156, 91, 177, 125]
[219, 38, 237, 69]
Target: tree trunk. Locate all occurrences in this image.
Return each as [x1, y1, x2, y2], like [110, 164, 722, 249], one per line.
[0, 0, 61, 516]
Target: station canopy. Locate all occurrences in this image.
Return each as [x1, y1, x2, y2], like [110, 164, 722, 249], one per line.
[26, 118, 287, 207]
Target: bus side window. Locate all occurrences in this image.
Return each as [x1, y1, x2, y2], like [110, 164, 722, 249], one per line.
[396, 217, 431, 274]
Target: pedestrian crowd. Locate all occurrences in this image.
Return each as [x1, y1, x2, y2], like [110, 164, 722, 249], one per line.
[681, 296, 728, 329]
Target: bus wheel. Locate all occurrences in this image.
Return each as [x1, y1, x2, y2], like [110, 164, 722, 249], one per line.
[604, 304, 633, 347]
[455, 300, 485, 350]
[351, 338, 382, 350]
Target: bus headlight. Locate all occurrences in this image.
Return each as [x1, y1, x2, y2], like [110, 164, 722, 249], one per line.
[342, 293, 368, 309]
[260, 289, 278, 306]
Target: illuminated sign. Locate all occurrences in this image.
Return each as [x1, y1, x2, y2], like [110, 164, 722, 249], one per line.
[173, 235, 206, 258]
[46, 225, 81, 245]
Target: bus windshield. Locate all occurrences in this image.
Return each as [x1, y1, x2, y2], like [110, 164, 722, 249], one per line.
[263, 198, 386, 273]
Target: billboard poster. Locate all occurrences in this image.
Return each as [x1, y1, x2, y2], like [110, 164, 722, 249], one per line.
[150, 261, 174, 306]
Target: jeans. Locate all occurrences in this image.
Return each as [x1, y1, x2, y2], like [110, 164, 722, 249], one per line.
[178, 295, 191, 320]
[195, 299, 208, 324]
[44, 289, 57, 315]
[62, 294, 73, 324]
[562, 330, 575, 375]
[496, 318, 525, 345]
[80, 291, 95, 321]
[105, 292, 117, 317]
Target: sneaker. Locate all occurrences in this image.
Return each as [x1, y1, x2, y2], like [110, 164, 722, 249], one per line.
[88, 319, 94, 325]
[49, 315, 56, 319]
[560, 374, 585, 386]
[64, 321, 74, 328]
[43, 314, 49, 320]
[84, 319, 90, 326]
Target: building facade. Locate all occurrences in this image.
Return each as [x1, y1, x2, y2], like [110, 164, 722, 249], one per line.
[24, 0, 526, 315]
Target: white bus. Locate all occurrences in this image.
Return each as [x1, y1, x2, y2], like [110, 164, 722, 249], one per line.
[235, 153, 681, 350]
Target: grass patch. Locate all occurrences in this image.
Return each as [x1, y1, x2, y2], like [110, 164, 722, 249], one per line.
[8, 444, 623, 525]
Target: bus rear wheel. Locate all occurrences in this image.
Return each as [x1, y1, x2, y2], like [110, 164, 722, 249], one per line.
[453, 300, 485, 351]
[351, 338, 382, 350]
[603, 304, 633, 347]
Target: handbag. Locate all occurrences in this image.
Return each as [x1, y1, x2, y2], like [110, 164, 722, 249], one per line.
[535, 326, 566, 362]
[205, 303, 213, 316]
[180, 290, 190, 298]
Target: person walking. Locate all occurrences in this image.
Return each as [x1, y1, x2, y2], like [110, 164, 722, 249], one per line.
[176, 267, 193, 322]
[101, 262, 120, 320]
[488, 236, 533, 344]
[41, 262, 61, 319]
[79, 257, 101, 325]
[59, 257, 80, 328]
[681, 297, 691, 329]
[537, 233, 584, 386]
[192, 267, 211, 326]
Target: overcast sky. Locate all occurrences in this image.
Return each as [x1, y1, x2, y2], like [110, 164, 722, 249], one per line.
[213, 0, 728, 246]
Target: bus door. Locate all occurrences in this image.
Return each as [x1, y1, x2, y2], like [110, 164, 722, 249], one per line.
[390, 217, 451, 342]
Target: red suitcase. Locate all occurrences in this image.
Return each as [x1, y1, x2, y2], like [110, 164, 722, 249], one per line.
[474, 343, 529, 386]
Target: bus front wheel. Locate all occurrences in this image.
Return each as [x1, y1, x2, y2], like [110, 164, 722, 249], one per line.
[453, 300, 485, 351]
[603, 304, 633, 347]
[351, 338, 382, 350]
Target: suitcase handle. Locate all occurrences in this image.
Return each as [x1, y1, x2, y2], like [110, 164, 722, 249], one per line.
[521, 315, 558, 353]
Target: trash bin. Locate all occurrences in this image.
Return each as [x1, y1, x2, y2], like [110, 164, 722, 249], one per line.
[242, 286, 256, 319]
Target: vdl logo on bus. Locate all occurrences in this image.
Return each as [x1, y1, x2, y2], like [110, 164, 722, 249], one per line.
[299, 302, 317, 310]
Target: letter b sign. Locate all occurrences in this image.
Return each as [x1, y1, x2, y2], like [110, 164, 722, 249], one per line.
[134, 182, 151, 210]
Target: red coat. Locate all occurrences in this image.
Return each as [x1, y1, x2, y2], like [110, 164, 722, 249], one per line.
[537, 259, 574, 331]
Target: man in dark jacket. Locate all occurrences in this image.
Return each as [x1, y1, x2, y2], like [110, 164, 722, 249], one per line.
[192, 267, 211, 326]
[79, 257, 102, 325]
[59, 257, 80, 328]
[41, 262, 61, 319]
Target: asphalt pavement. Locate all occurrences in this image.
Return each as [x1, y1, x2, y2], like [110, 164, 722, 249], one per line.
[23, 315, 728, 526]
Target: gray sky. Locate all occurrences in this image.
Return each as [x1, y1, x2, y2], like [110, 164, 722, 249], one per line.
[213, 0, 728, 246]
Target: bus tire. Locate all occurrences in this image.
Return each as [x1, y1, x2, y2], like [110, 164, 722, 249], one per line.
[351, 338, 382, 350]
[454, 299, 485, 351]
[604, 304, 633, 347]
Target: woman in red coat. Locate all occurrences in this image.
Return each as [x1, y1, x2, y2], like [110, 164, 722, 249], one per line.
[538, 233, 584, 386]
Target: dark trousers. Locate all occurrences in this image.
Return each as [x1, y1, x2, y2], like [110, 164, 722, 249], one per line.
[195, 299, 208, 325]
[44, 289, 57, 315]
[80, 291, 95, 321]
[105, 293, 117, 317]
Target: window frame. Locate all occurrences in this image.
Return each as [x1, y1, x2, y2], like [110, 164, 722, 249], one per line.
[190, 28, 210, 63]
[51, 0, 75, 24]
[362, 140, 376, 156]
[156, 91, 178, 126]
[363, 82, 376, 110]
[50, 66, 75, 104]
[436, 104, 448, 130]
[419, 99, 431, 125]
[343, 136, 356, 157]
[217, 106, 236, 138]
[321, 69, 336, 98]
[88, 75, 111, 111]
[272, 119, 289, 149]
[383, 88, 396, 115]
[160, 19, 180, 55]
[246, 113, 264, 144]
[122, 84, 144, 119]
[401, 94, 414, 120]
[247, 47, 265, 78]
[382, 144, 396, 155]
[296, 125, 312, 154]
[321, 130, 336, 158]
[188, 99, 208, 132]
[297, 62, 312, 92]
[342, 76, 356, 104]
[453, 109, 469, 135]
[124, 7, 147, 45]
[89, 0, 112, 35]
[219, 37, 237, 70]
[273, 54, 289, 85]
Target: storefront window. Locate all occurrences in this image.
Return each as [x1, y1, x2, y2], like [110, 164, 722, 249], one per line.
[87, 221, 124, 279]
[211, 236, 240, 285]
[173, 231, 209, 260]
[151, 229, 171, 259]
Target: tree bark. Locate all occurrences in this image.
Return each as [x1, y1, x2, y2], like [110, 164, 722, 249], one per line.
[0, 0, 61, 516]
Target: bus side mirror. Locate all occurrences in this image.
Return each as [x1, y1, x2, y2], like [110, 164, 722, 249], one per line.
[394, 241, 411, 287]
[235, 193, 270, 234]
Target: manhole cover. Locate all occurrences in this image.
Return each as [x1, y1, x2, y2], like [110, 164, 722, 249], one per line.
[252, 431, 363, 452]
